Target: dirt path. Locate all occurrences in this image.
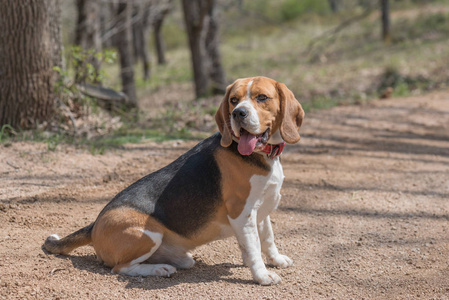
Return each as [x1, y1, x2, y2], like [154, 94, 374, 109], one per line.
[1, 91, 449, 299]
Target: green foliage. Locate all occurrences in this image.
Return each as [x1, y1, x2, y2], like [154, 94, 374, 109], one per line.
[54, 46, 117, 91]
[53, 46, 118, 101]
[82, 127, 201, 155]
[377, 65, 433, 98]
[395, 12, 449, 42]
[302, 96, 338, 112]
[280, 0, 330, 21]
[161, 18, 187, 50]
[52, 46, 119, 133]
[0, 124, 15, 143]
[238, 0, 330, 23]
[71, 45, 117, 83]
[0, 123, 201, 155]
[46, 135, 62, 152]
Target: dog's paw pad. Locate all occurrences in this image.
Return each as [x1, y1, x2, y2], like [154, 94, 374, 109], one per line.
[154, 264, 176, 277]
[269, 254, 293, 268]
[255, 270, 282, 285]
[177, 253, 195, 269]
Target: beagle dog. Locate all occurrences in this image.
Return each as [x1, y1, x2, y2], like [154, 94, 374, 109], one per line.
[44, 76, 304, 285]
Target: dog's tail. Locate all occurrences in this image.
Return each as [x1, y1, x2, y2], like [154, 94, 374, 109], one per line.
[43, 223, 94, 255]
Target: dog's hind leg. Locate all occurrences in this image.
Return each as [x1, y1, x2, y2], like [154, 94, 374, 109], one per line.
[111, 229, 176, 277]
[171, 252, 195, 269]
[92, 208, 176, 277]
[150, 244, 196, 269]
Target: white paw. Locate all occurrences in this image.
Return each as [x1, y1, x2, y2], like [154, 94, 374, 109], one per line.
[176, 253, 195, 269]
[242, 253, 250, 267]
[154, 264, 177, 277]
[269, 254, 293, 268]
[254, 270, 282, 286]
[48, 234, 60, 241]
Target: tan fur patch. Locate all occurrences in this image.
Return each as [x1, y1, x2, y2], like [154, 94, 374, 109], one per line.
[215, 149, 270, 219]
[92, 208, 164, 267]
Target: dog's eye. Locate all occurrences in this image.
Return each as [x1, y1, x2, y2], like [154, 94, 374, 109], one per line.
[230, 97, 239, 105]
[256, 94, 269, 102]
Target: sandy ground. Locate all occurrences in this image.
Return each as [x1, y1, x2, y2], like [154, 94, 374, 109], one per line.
[1, 91, 449, 299]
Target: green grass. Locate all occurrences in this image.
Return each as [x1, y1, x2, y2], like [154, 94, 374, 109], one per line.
[0, 122, 204, 155]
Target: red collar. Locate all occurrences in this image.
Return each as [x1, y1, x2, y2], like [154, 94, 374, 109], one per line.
[260, 141, 286, 159]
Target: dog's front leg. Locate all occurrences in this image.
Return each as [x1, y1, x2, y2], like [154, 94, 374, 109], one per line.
[258, 215, 293, 268]
[228, 209, 281, 285]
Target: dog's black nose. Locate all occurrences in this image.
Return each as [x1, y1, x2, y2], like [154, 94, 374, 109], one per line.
[232, 107, 249, 120]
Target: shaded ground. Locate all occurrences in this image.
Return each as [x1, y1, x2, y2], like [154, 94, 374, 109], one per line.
[1, 91, 449, 299]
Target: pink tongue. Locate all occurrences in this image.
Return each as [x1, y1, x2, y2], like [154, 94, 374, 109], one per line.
[238, 131, 257, 155]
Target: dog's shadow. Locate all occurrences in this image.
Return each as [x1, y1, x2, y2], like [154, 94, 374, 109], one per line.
[43, 246, 254, 289]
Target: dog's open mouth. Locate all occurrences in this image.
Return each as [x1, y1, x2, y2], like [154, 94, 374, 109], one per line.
[237, 128, 269, 155]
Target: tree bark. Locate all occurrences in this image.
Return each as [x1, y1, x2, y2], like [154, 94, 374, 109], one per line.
[181, 0, 210, 98]
[328, 0, 340, 13]
[75, 0, 101, 83]
[75, 0, 101, 51]
[153, 0, 172, 65]
[49, 0, 63, 72]
[204, 0, 226, 94]
[0, 0, 61, 129]
[153, 16, 167, 65]
[381, 0, 391, 44]
[115, 1, 138, 108]
[133, 3, 152, 81]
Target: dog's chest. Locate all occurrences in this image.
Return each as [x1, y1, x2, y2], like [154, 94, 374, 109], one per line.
[248, 158, 285, 223]
[215, 157, 285, 240]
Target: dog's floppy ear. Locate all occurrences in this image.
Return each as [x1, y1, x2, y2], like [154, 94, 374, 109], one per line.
[215, 83, 235, 147]
[276, 82, 305, 144]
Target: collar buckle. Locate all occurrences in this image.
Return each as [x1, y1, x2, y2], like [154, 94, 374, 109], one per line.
[267, 142, 286, 159]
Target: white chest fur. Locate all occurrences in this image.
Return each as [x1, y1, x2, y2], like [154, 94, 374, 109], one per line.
[218, 157, 284, 239]
[226, 156, 290, 285]
[246, 157, 285, 223]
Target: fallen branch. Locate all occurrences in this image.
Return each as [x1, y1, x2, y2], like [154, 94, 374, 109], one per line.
[50, 268, 65, 275]
[6, 160, 19, 170]
[77, 83, 128, 103]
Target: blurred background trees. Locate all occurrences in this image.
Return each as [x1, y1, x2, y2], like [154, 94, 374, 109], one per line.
[182, 0, 226, 97]
[381, 0, 392, 44]
[0, 0, 62, 129]
[1, 0, 448, 142]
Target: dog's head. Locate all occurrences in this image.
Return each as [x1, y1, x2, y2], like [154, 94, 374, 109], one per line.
[215, 76, 305, 155]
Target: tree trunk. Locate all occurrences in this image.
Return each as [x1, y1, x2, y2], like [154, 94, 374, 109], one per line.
[133, 4, 152, 81]
[153, 0, 172, 65]
[100, 4, 114, 49]
[381, 0, 391, 44]
[115, 1, 138, 108]
[75, 0, 101, 83]
[181, 0, 210, 98]
[75, 0, 101, 51]
[204, 0, 226, 94]
[0, 0, 61, 129]
[153, 17, 167, 65]
[328, 0, 340, 13]
[49, 0, 63, 72]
